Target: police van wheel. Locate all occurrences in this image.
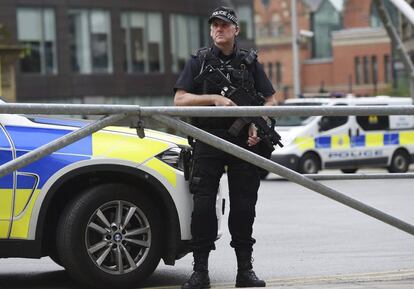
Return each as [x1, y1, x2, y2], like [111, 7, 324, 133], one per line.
[56, 183, 162, 289]
[298, 153, 320, 174]
[388, 150, 410, 173]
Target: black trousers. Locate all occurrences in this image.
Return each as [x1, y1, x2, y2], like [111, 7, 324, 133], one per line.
[189, 130, 261, 252]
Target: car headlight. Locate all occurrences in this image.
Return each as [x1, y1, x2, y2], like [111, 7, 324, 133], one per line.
[156, 146, 189, 171]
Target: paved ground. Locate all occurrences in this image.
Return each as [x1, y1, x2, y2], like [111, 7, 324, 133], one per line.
[141, 269, 414, 289]
[0, 170, 413, 289]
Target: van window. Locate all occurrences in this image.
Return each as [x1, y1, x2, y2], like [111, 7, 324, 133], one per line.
[319, 115, 348, 131]
[319, 103, 348, 131]
[356, 115, 389, 130]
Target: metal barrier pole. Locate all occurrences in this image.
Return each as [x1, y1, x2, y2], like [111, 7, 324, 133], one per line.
[290, 172, 414, 180]
[0, 114, 127, 178]
[1, 104, 414, 117]
[152, 114, 414, 236]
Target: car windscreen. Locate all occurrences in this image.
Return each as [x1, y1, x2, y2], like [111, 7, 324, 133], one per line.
[276, 102, 323, 126]
[28, 116, 90, 128]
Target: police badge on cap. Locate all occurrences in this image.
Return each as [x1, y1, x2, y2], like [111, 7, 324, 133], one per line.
[208, 6, 238, 26]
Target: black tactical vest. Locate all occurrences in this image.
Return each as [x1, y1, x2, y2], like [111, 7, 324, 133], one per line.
[192, 46, 258, 130]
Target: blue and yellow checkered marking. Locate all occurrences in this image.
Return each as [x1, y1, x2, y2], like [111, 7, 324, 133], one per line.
[295, 131, 414, 150]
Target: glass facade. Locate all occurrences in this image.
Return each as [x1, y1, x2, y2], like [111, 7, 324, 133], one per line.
[267, 62, 273, 83]
[363, 56, 370, 84]
[69, 9, 113, 74]
[371, 55, 378, 84]
[170, 14, 209, 73]
[311, 1, 342, 59]
[384, 54, 391, 83]
[370, 0, 398, 28]
[11, 1, 255, 102]
[236, 5, 254, 40]
[17, 8, 57, 74]
[276, 62, 282, 85]
[121, 12, 164, 73]
[354, 57, 361, 85]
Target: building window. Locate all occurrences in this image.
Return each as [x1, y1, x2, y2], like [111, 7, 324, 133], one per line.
[170, 14, 209, 73]
[276, 62, 282, 85]
[236, 6, 254, 40]
[69, 9, 113, 74]
[121, 12, 164, 73]
[384, 54, 391, 83]
[363, 56, 370, 84]
[267, 63, 273, 83]
[354, 57, 361, 85]
[311, 0, 342, 59]
[17, 8, 57, 74]
[371, 55, 378, 84]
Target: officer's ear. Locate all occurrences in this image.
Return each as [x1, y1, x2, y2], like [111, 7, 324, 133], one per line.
[235, 25, 240, 36]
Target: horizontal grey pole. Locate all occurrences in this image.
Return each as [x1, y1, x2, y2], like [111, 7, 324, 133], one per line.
[1, 103, 414, 117]
[152, 115, 414, 236]
[0, 114, 127, 178]
[282, 172, 414, 180]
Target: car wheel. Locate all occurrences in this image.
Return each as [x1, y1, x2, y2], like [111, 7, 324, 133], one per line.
[298, 153, 320, 174]
[57, 183, 162, 289]
[341, 168, 357, 174]
[388, 150, 410, 173]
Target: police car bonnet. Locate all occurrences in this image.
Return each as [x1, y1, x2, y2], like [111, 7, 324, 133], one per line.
[208, 7, 238, 26]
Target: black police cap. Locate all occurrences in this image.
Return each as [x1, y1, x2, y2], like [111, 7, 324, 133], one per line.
[208, 6, 238, 26]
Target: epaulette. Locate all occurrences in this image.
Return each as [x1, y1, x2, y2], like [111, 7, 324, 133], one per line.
[192, 47, 211, 73]
[240, 48, 258, 66]
[192, 47, 210, 59]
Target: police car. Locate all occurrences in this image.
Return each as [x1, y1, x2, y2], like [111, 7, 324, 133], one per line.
[270, 96, 414, 175]
[0, 109, 224, 288]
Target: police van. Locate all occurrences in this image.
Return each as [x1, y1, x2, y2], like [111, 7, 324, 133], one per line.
[270, 96, 414, 175]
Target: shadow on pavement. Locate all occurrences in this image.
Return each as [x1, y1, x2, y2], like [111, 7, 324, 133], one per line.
[0, 269, 186, 289]
[0, 270, 82, 289]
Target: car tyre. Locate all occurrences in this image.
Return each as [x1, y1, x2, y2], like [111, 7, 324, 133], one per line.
[388, 150, 410, 173]
[57, 183, 162, 289]
[298, 153, 320, 174]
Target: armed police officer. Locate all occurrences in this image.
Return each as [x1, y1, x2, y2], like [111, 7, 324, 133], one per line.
[174, 6, 277, 289]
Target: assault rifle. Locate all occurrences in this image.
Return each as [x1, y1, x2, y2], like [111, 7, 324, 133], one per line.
[194, 65, 283, 153]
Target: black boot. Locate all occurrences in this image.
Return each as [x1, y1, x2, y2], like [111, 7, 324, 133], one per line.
[235, 249, 266, 288]
[182, 251, 211, 289]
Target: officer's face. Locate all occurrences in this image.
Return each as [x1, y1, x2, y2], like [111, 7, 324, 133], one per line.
[210, 19, 239, 46]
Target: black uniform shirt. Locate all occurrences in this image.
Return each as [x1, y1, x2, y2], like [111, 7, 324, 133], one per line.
[174, 44, 275, 130]
[174, 45, 275, 97]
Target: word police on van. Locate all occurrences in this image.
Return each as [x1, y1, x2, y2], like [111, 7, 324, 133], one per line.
[269, 96, 414, 175]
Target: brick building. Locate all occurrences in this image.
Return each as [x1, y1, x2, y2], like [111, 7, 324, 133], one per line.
[255, 0, 397, 100]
